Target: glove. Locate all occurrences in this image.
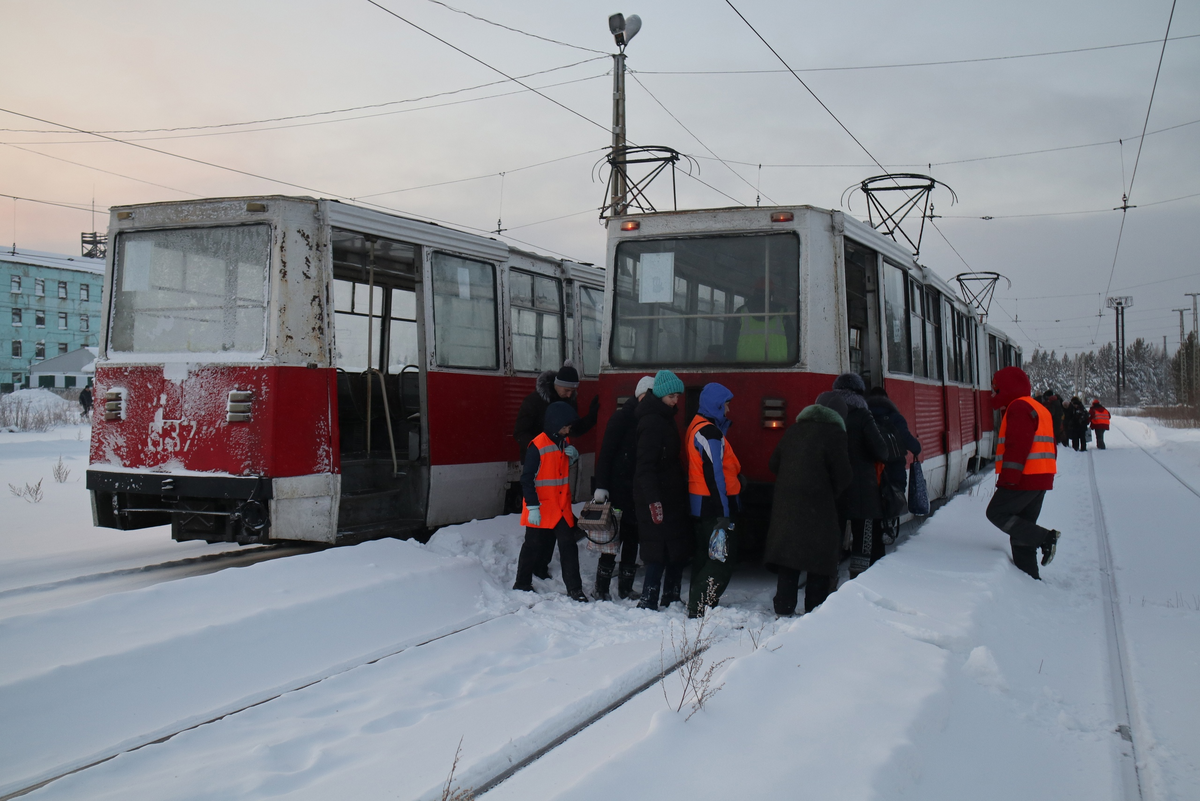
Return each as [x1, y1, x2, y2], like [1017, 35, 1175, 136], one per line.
[563, 445, 580, 464]
[526, 506, 541, 526]
[593, 488, 609, 503]
[649, 501, 663, 525]
[589, 395, 600, 414]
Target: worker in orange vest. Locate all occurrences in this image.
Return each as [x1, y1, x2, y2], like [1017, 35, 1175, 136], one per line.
[986, 366, 1061, 579]
[513, 402, 588, 601]
[1089, 399, 1111, 450]
[685, 383, 742, 618]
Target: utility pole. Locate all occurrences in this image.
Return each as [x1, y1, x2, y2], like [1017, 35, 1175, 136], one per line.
[1187, 292, 1200, 407]
[1107, 296, 1132, 406]
[607, 14, 641, 217]
[1173, 308, 1189, 404]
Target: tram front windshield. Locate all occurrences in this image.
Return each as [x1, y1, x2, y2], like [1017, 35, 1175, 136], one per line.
[611, 233, 799, 367]
[109, 224, 270, 356]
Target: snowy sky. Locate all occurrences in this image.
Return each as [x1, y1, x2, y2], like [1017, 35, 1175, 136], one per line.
[2, 0, 1197, 355]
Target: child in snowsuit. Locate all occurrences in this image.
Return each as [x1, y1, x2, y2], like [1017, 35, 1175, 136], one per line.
[513, 401, 588, 601]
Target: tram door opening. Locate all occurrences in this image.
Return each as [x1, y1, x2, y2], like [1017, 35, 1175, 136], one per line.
[843, 240, 883, 389]
[331, 230, 428, 540]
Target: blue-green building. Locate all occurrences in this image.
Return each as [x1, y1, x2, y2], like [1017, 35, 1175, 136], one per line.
[3, 248, 104, 393]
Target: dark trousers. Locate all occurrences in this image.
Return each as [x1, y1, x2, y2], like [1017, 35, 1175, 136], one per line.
[688, 517, 738, 616]
[1070, 435, 1086, 451]
[848, 518, 883, 577]
[640, 560, 684, 608]
[986, 488, 1052, 579]
[774, 567, 835, 615]
[1095, 429, 1106, 449]
[516, 520, 582, 593]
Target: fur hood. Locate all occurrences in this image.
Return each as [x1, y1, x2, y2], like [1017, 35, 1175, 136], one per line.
[535, 370, 557, 403]
[796, 403, 846, 430]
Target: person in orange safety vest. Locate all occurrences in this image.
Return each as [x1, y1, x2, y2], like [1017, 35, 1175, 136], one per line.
[685, 382, 742, 618]
[513, 401, 588, 601]
[1089, 399, 1111, 450]
[986, 366, 1062, 579]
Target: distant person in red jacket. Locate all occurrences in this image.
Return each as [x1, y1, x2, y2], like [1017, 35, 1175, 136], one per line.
[987, 366, 1061, 579]
[1089, 400, 1110, 450]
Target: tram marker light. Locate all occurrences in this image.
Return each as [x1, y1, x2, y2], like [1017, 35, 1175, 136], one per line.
[103, 389, 125, 421]
[770, 212, 794, 223]
[761, 397, 786, 428]
[245, 202, 267, 213]
[620, 220, 640, 231]
[227, 390, 254, 423]
[116, 211, 134, 220]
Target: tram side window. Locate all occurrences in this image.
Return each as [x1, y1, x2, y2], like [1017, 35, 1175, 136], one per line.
[924, 289, 943, 380]
[109, 225, 269, 355]
[431, 253, 498, 370]
[611, 233, 799, 366]
[579, 284, 603, 376]
[883, 261, 911, 374]
[909, 281, 926, 378]
[510, 270, 562, 373]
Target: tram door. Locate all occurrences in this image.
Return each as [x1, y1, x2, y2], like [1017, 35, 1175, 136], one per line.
[330, 230, 428, 540]
[843, 240, 884, 390]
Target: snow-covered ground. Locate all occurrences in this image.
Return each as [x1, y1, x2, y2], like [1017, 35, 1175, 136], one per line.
[0, 415, 1196, 800]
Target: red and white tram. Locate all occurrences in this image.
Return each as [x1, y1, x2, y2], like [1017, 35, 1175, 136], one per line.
[87, 196, 603, 544]
[597, 205, 1020, 537]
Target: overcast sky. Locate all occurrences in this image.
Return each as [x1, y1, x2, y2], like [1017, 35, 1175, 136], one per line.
[3, 0, 1197, 355]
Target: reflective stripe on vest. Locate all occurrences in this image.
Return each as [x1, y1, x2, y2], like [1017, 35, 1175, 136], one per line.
[521, 432, 575, 529]
[736, 315, 788, 362]
[686, 415, 742, 499]
[995, 399, 1057, 477]
[1092, 408, 1111, 426]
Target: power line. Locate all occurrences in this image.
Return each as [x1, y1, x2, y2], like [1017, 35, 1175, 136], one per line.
[626, 71, 772, 205]
[0, 191, 98, 214]
[635, 33, 1200, 75]
[0, 142, 200, 197]
[1095, 0, 1178, 341]
[354, 148, 605, 200]
[420, 0, 606, 54]
[0, 58, 608, 138]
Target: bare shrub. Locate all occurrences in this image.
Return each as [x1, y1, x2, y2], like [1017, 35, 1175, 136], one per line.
[52, 456, 71, 484]
[661, 579, 732, 720]
[9, 479, 44, 503]
[440, 738, 475, 801]
[0, 391, 82, 432]
[1124, 405, 1200, 429]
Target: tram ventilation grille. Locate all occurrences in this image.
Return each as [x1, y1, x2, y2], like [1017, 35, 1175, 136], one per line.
[227, 390, 253, 423]
[762, 397, 786, 429]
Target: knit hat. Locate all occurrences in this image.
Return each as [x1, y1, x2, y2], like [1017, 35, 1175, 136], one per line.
[634, 375, 655, 398]
[554, 364, 580, 389]
[832, 372, 866, 395]
[653, 369, 684, 398]
[815, 390, 849, 421]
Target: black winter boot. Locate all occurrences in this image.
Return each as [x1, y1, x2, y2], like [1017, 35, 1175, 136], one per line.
[660, 575, 682, 609]
[594, 557, 615, 601]
[1041, 530, 1061, 566]
[617, 564, 638, 599]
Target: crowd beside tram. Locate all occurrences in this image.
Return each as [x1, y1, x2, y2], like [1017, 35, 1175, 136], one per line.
[508, 360, 1114, 614]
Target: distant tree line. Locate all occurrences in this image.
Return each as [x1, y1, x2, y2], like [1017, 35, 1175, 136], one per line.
[1024, 334, 1200, 407]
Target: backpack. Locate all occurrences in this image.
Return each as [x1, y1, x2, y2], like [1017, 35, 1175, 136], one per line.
[873, 413, 908, 464]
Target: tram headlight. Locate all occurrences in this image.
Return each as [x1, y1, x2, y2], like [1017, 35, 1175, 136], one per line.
[227, 390, 253, 423]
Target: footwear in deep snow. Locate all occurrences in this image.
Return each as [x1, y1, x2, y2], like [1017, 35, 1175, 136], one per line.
[1041, 530, 1060, 566]
[567, 589, 590, 603]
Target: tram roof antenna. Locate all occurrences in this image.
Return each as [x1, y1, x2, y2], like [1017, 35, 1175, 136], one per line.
[598, 145, 694, 218]
[954, 271, 1010, 323]
[841, 173, 956, 257]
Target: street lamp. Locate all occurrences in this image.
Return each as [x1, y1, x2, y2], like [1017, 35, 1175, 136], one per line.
[607, 13, 641, 216]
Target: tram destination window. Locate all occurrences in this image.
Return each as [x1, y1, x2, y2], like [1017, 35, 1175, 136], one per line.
[611, 234, 799, 366]
[109, 225, 270, 356]
[431, 253, 498, 369]
[509, 269, 562, 373]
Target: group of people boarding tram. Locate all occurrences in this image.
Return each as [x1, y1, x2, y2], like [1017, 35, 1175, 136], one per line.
[509, 364, 927, 617]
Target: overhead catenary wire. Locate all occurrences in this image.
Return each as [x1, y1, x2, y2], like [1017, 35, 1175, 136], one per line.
[420, 0, 607, 55]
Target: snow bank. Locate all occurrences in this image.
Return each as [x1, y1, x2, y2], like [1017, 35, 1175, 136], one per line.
[0, 538, 511, 797]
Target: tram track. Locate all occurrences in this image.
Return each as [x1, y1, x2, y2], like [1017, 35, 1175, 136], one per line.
[1087, 449, 1145, 801]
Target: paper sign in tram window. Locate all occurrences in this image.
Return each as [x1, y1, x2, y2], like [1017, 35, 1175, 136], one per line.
[457, 266, 472, 300]
[638, 252, 675, 304]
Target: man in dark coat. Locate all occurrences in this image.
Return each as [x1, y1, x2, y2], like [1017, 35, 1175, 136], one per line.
[1043, 390, 1067, 447]
[1065, 397, 1088, 451]
[513, 363, 599, 578]
[592, 374, 654, 600]
[822, 373, 890, 579]
[765, 398, 854, 615]
[633, 370, 689, 610]
[78, 386, 93, 418]
[866, 386, 922, 553]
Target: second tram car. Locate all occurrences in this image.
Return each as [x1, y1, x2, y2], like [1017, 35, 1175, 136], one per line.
[597, 205, 1019, 538]
[86, 196, 604, 545]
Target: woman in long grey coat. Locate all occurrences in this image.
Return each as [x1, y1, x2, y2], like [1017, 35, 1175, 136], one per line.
[765, 400, 854, 615]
